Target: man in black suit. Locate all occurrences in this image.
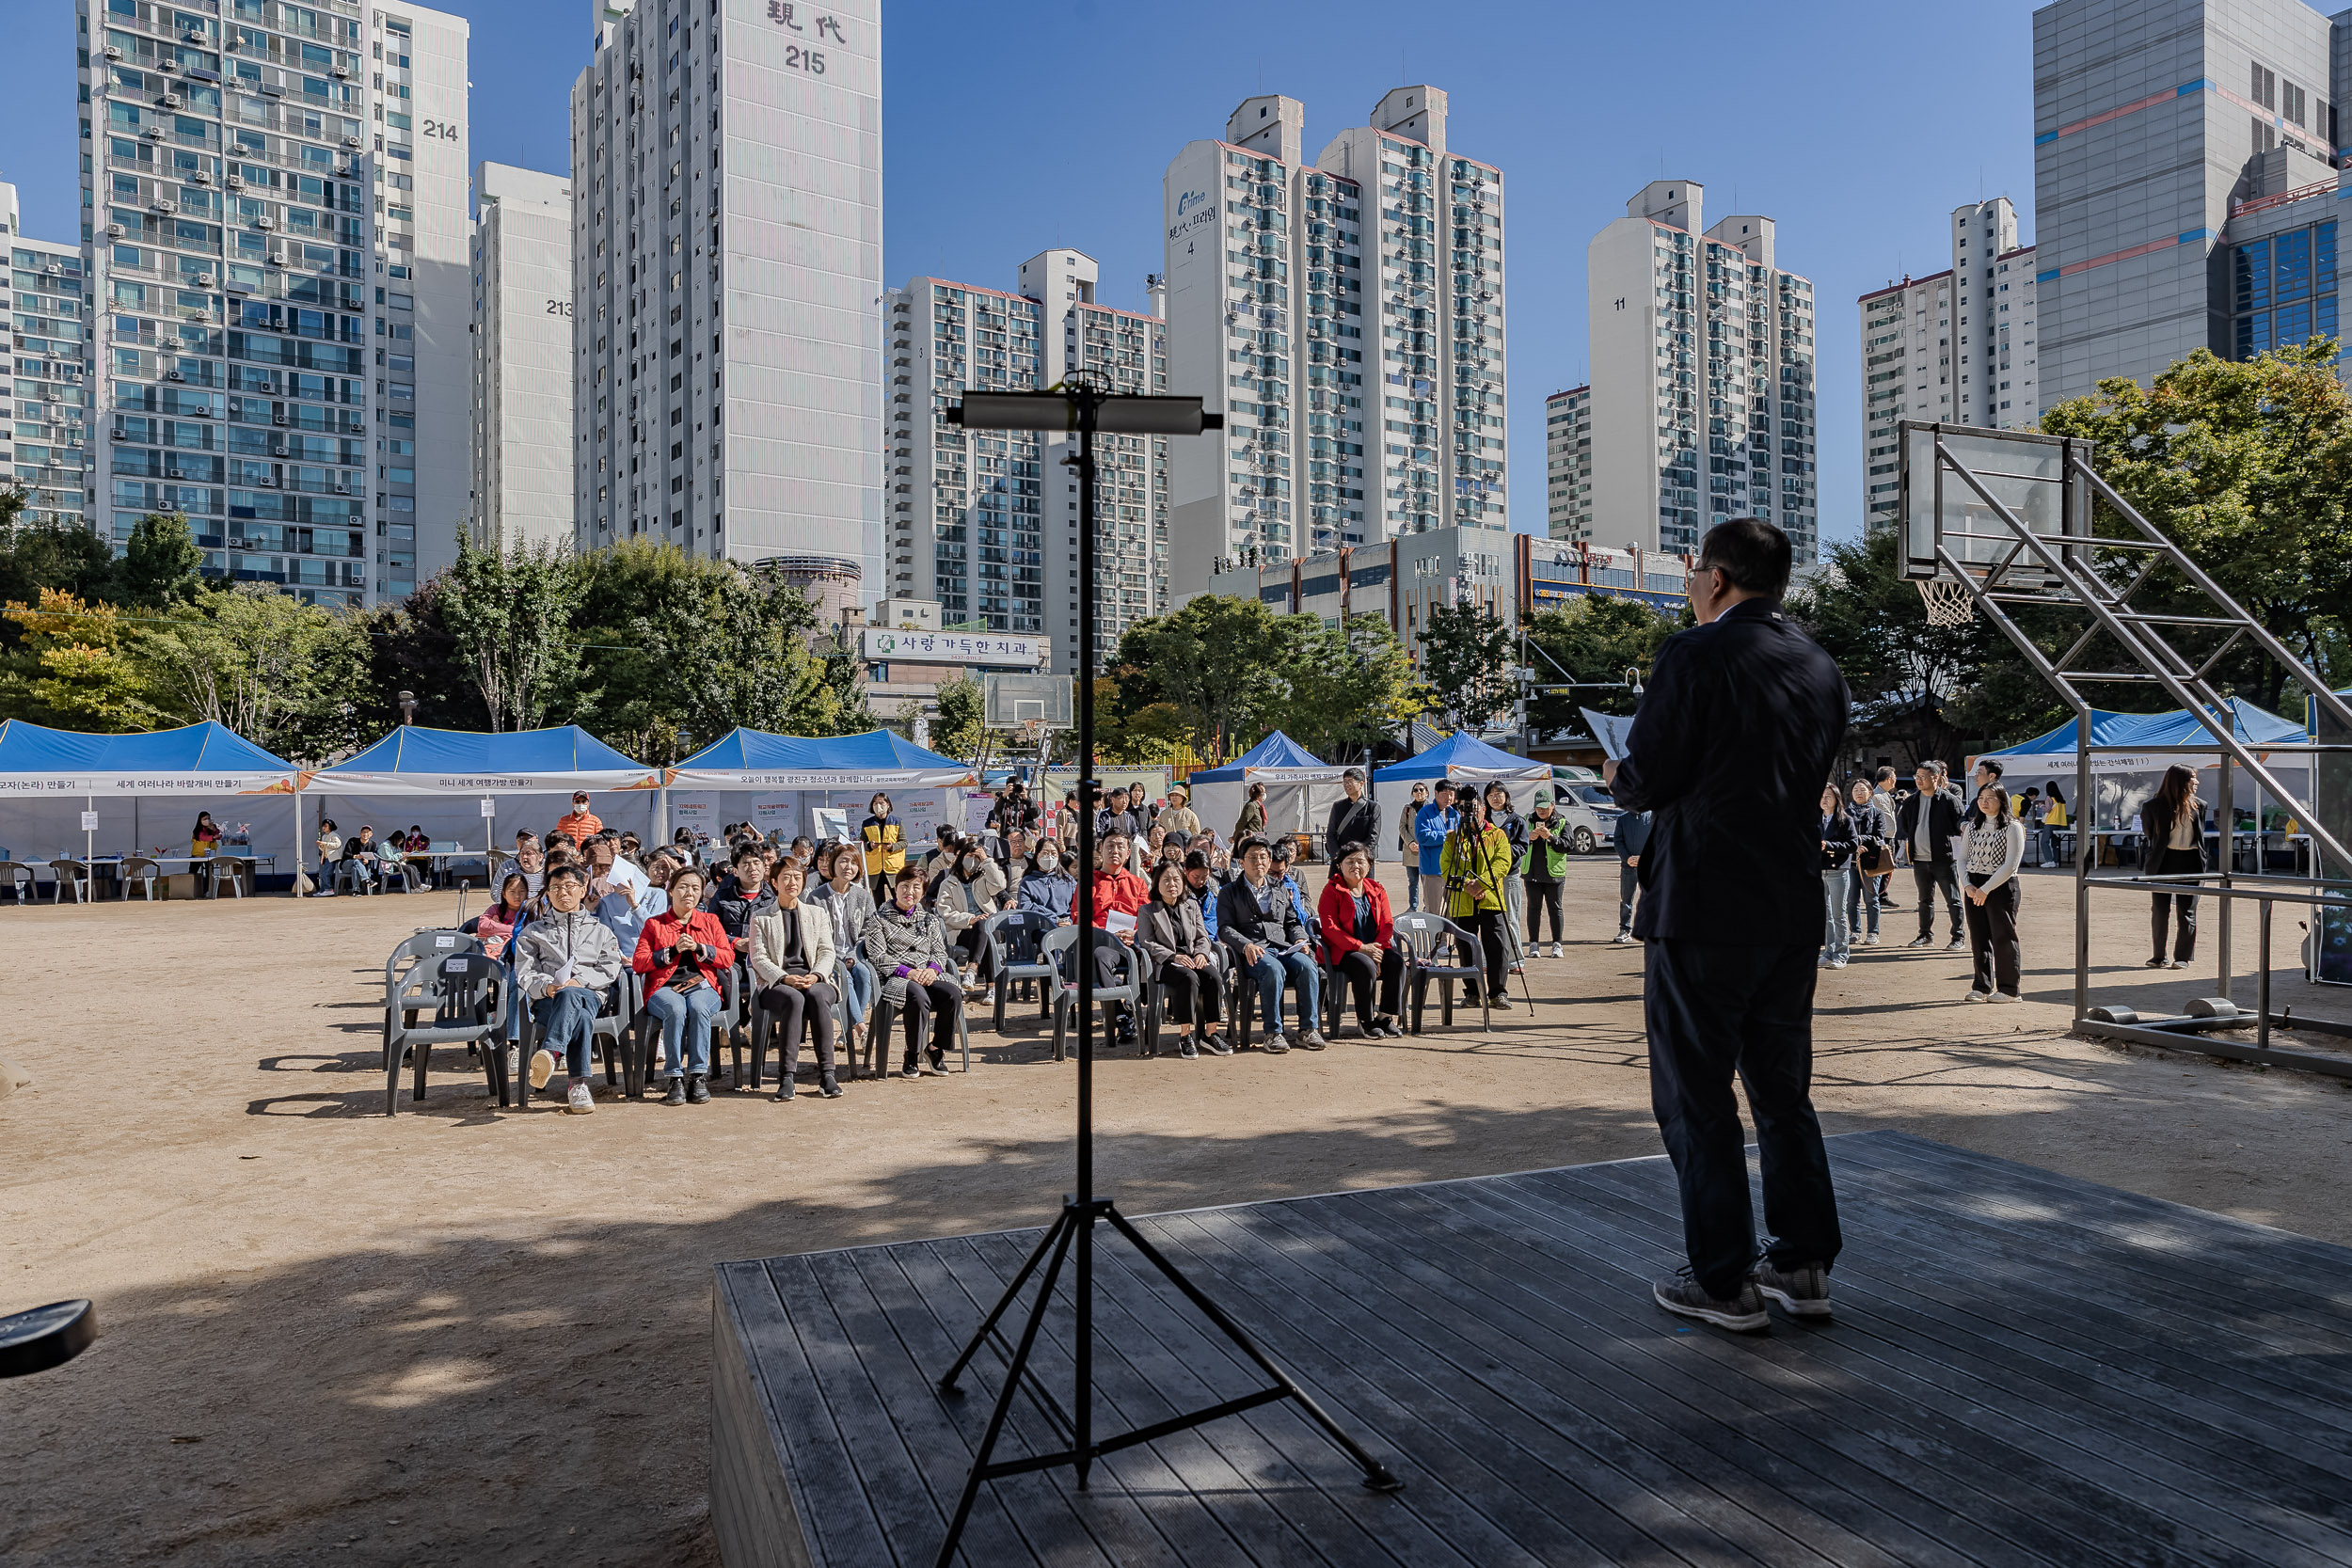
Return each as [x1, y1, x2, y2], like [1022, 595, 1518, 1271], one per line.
[1324, 768, 1380, 864]
[1606, 518, 1848, 1333]
[1894, 761, 1965, 948]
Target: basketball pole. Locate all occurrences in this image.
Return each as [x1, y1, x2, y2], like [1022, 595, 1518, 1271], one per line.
[933, 386, 1400, 1567]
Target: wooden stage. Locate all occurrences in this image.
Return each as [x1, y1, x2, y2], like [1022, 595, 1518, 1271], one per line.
[709, 1130, 2352, 1567]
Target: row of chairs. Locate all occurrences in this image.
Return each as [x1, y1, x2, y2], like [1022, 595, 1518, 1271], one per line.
[0, 857, 256, 904]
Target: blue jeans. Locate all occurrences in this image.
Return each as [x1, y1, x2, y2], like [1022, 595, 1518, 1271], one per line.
[644, 983, 721, 1079]
[1844, 861, 1880, 940]
[1404, 864, 1422, 912]
[839, 958, 876, 1024]
[1246, 949, 1321, 1038]
[531, 985, 601, 1080]
[1821, 871, 1851, 962]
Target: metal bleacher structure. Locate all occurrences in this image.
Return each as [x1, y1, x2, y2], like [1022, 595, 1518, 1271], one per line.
[1899, 420, 2352, 1078]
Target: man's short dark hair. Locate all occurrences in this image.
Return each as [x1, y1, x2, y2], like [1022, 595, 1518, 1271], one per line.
[1696, 517, 1794, 601]
[546, 862, 587, 886]
[1433, 779, 1456, 795]
[1343, 767, 1365, 783]
[1236, 835, 1271, 859]
[1979, 758, 2005, 779]
[1874, 766, 1897, 785]
[732, 842, 764, 867]
[1184, 849, 1211, 871]
[1917, 759, 1945, 775]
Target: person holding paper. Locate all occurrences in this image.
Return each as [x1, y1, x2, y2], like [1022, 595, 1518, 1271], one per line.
[513, 863, 625, 1115]
[1087, 832, 1151, 1045]
[1216, 836, 1327, 1053]
[1603, 518, 1848, 1334]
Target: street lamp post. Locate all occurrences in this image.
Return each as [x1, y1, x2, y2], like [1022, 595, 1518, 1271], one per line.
[934, 382, 1400, 1566]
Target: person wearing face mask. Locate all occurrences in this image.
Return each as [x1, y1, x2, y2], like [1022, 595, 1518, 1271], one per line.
[632, 866, 736, 1105]
[861, 792, 906, 900]
[512, 862, 626, 1115]
[806, 843, 878, 1063]
[1018, 841, 1076, 923]
[864, 865, 963, 1076]
[934, 837, 1007, 1004]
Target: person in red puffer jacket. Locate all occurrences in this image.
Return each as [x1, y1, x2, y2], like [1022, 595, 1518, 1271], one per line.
[632, 864, 735, 1104]
[1086, 830, 1151, 1045]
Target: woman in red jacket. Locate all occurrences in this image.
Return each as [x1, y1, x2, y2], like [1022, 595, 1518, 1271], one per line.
[1318, 840, 1404, 1038]
[1086, 830, 1152, 1045]
[632, 864, 736, 1104]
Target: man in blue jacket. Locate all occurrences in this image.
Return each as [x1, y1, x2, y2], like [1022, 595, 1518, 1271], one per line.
[1614, 805, 1652, 944]
[1414, 780, 1460, 888]
[1608, 518, 1848, 1335]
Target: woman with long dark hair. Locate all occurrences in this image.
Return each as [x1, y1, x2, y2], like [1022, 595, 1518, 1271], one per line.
[2139, 765, 2204, 968]
[1961, 783, 2026, 1001]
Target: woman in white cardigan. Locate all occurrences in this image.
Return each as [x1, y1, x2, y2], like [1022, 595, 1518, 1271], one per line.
[748, 858, 843, 1098]
[1961, 782, 2027, 1003]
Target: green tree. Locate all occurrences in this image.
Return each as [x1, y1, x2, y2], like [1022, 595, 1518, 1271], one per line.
[1283, 614, 1424, 760]
[0, 590, 165, 731]
[1522, 593, 1686, 735]
[1105, 594, 1298, 758]
[437, 531, 583, 733]
[0, 514, 118, 640]
[143, 587, 368, 762]
[116, 513, 206, 608]
[928, 674, 986, 758]
[1416, 601, 1515, 732]
[352, 581, 493, 740]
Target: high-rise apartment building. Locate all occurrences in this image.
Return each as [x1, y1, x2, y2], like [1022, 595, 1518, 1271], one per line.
[1585, 181, 1817, 561]
[1162, 84, 1506, 603]
[2034, 0, 2343, 405]
[77, 0, 470, 609]
[469, 162, 573, 550]
[883, 250, 1166, 672]
[2, 181, 92, 532]
[1856, 198, 2039, 531]
[1544, 384, 1591, 541]
[570, 0, 883, 595]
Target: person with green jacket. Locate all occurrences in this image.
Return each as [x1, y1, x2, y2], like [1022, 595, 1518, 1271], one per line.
[1438, 794, 1515, 1008]
[1523, 795, 1570, 958]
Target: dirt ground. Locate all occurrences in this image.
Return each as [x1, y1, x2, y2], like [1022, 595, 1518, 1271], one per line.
[6, 858, 2351, 1567]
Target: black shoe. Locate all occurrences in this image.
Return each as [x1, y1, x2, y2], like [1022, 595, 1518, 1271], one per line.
[1754, 1259, 1833, 1319]
[776, 1075, 797, 1101]
[662, 1077, 687, 1106]
[1653, 1273, 1769, 1333]
[1906, 934, 1934, 947]
[819, 1071, 842, 1098]
[1946, 936, 1965, 951]
[686, 1074, 710, 1105]
[2145, 956, 2168, 968]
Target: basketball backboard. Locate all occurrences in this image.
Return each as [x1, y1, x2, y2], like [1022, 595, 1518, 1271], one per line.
[1899, 421, 2092, 589]
[983, 673, 1074, 731]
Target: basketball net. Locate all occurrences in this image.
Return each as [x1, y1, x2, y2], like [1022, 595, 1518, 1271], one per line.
[1915, 576, 1977, 627]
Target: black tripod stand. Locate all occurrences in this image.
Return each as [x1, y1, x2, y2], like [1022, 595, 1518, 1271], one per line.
[934, 384, 1402, 1567]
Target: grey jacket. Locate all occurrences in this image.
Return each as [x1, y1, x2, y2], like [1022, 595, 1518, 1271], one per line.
[808, 878, 877, 959]
[512, 907, 625, 997]
[1137, 895, 1213, 969]
[861, 901, 957, 1005]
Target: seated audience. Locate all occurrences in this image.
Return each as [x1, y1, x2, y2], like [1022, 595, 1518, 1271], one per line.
[1216, 836, 1326, 1052]
[749, 857, 844, 1100]
[513, 862, 625, 1115]
[864, 864, 963, 1077]
[1318, 842, 1404, 1038]
[631, 865, 734, 1106]
[1138, 862, 1224, 1057]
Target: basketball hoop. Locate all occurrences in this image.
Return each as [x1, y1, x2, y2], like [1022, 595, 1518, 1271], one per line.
[1915, 576, 1978, 627]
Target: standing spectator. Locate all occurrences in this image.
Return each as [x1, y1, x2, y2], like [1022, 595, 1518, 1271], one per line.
[1484, 782, 1529, 974]
[1523, 794, 1569, 958]
[1439, 793, 1514, 1009]
[2040, 783, 2069, 867]
[1962, 783, 2026, 1002]
[1414, 779, 1460, 904]
[1137, 863, 1223, 1058]
[860, 793, 906, 899]
[1158, 784, 1200, 840]
[2017, 787, 2044, 870]
[1397, 781, 1431, 911]
[1614, 803, 1653, 945]
[1820, 784, 1856, 969]
[1096, 784, 1140, 847]
[1895, 762, 1966, 949]
[1318, 842, 1404, 1038]
[512, 863, 626, 1116]
[2140, 765, 2205, 969]
[1088, 832, 1151, 1046]
[864, 865, 964, 1077]
[1869, 766, 1903, 910]
[1231, 781, 1268, 846]
[632, 865, 734, 1105]
[1325, 768, 1380, 868]
[190, 810, 224, 897]
[807, 844, 878, 1065]
[1844, 777, 1889, 947]
[555, 791, 603, 842]
[749, 857, 844, 1099]
[1972, 756, 2005, 800]
[1604, 516, 1848, 1332]
[1217, 836, 1326, 1052]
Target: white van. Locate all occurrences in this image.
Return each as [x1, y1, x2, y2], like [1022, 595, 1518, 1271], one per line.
[1544, 782, 1622, 853]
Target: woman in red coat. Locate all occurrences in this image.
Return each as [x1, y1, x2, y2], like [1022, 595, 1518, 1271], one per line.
[632, 865, 736, 1104]
[1318, 841, 1405, 1038]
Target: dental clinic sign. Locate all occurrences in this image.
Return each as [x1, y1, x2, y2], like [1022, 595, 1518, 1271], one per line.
[862, 628, 1047, 668]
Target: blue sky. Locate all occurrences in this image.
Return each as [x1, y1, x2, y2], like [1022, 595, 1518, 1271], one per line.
[3, 0, 2043, 545]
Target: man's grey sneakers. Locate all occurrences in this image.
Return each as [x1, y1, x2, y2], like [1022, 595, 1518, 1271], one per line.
[1263, 1033, 1292, 1054]
[1653, 1274, 1769, 1333]
[1297, 1030, 1327, 1051]
[686, 1073, 711, 1105]
[1754, 1259, 1833, 1319]
[662, 1077, 688, 1106]
[564, 1080, 595, 1115]
[1177, 1033, 1200, 1059]
[1613, 931, 1635, 945]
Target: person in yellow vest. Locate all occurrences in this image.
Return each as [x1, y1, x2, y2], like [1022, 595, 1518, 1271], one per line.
[860, 792, 906, 900]
[1439, 793, 1516, 1010]
[2038, 784, 2068, 867]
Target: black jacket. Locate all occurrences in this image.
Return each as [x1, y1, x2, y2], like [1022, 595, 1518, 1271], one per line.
[707, 882, 775, 943]
[1325, 794, 1380, 859]
[1893, 789, 1964, 864]
[1820, 808, 1857, 870]
[1489, 807, 1528, 874]
[1216, 873, 1308, 959]
[1607, 598, 1848, 943]
[2139, 795, 2209, 862]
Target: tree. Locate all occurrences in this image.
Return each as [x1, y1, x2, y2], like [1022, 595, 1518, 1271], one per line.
[2037, 341, 2352, 715]
[143, 587, 367, 762]
[1416, 601, 1515, 732]
[0, 590, 164, 731]
[1522, 593, 1686, 736]
[1282, 614, 1424, 761]
[1106, 595, 1299, 759]
[437, 531, 582, 733]
[0, 515, 118, 639]
[928, 674, 986, 759]
[116, 514, 205, 609]
[353, 581, 493, 740]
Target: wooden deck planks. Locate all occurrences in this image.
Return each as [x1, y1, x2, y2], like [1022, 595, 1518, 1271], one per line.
[712, 1130, 2352, 1568]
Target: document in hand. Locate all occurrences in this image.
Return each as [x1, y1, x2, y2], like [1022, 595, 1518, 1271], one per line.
[551, 959, 575, 987]
[1581, 707, 1636, 763]
[1104, 909, 1138, 936]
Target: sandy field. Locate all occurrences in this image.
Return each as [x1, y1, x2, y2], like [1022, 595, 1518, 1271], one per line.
[5, 858, 2350, 1566]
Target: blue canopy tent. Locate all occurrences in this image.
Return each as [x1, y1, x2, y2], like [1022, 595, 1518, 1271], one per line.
[303, 725, 663, 882]
[1372, 732, 1552, 859]
[0, 720, 301, 891]
[664, 728, 977, 851]
[1973, 700, 2310, 832]
[1184, 732, 1348, 847]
